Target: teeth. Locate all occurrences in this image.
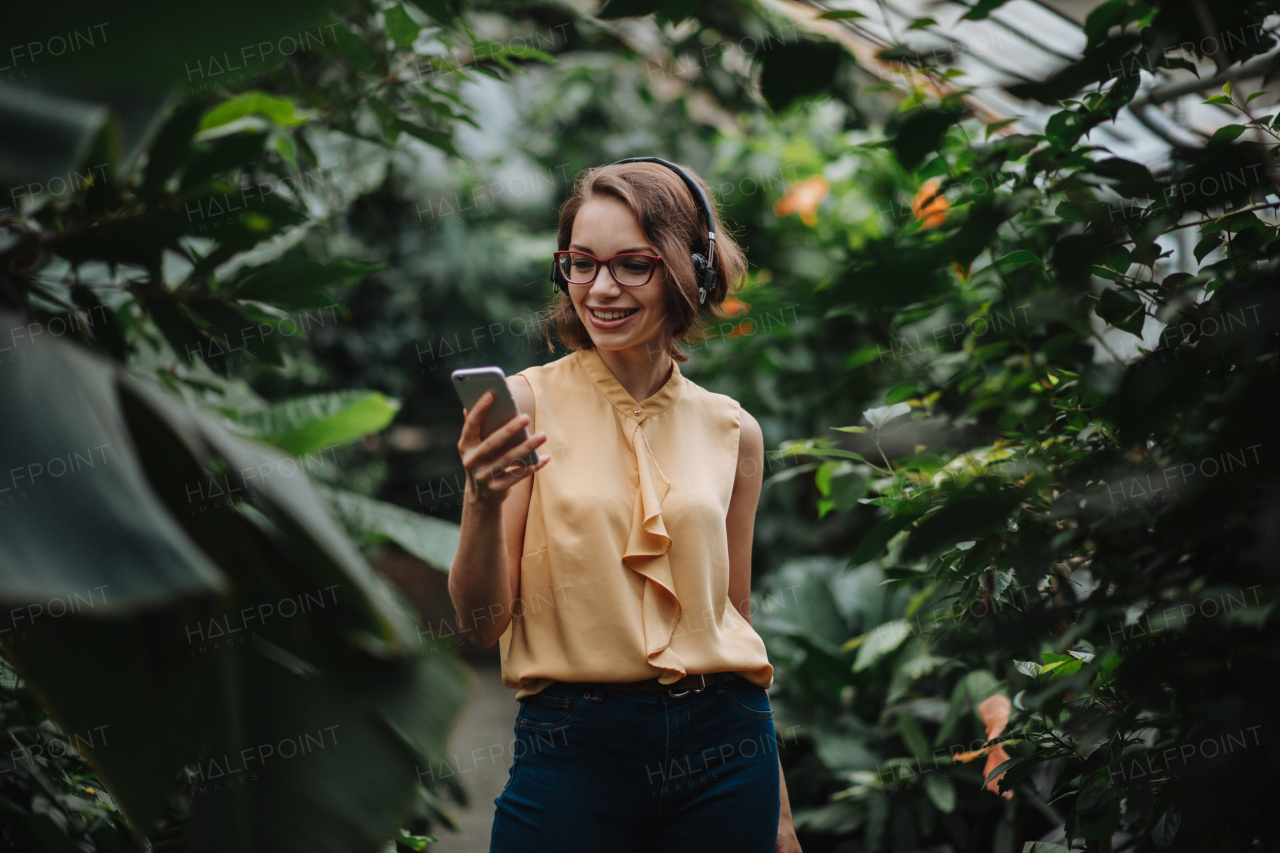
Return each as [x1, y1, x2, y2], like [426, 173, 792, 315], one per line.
[591, 308, 638, 321]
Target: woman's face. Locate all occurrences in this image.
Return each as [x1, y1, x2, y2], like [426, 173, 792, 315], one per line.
[566, 197, 669, 356]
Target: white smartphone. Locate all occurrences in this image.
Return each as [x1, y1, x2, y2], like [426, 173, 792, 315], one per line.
[451, 366, 540, 469]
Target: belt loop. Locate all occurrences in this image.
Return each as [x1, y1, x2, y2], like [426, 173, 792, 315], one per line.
[714, 672, 726, 693]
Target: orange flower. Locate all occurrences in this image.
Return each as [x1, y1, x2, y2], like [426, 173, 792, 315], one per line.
[721, 297, 752, 337]
[911, 178, 949, 230]
[773, 175, 830, 226]
[951, 693, 1014, 800]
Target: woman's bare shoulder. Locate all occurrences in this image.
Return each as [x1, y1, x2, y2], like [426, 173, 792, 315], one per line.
[736, 405, 763, 463]
[507, 374, 535, 428]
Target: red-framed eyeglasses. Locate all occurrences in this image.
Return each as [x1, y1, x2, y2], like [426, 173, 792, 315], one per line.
[553, 251, 664, 287]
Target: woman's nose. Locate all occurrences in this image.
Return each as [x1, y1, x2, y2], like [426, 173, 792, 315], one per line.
[591, 263, 623, 295]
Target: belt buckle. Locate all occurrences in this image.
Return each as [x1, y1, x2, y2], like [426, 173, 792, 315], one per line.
[667, 673, 706, 697]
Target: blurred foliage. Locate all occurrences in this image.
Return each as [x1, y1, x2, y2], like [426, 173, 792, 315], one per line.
[723, 2, 1280, 852]
[5, 0, 1280, 850]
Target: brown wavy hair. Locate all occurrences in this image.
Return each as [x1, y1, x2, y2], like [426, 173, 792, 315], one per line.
[538, 160, 748, 363]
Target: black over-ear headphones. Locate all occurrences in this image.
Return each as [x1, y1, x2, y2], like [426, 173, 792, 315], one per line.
[549, 156, 718, 305]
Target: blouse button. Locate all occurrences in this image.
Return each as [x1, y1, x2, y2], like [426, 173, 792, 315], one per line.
[633, 409, 641, 415]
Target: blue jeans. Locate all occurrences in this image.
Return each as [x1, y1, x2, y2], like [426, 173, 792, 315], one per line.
[489, 675, 781, 852]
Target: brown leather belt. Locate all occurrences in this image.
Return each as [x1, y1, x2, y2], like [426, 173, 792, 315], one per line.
[552, 671, 741, 695]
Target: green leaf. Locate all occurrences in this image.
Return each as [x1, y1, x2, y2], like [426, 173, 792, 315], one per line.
[1074, 798, 1121, 840]
[1006, 35, 1141, 104]
[891, 106, 966, 171]
[395, 120, 459, 156]
[236, 260, 383, 309]
[831, 465, 872, 514]
[1014, 659, 1041, 678]
[143, 299, 210, 366]
[1095, 286, 1145, 335]
[597, 0, 662, 17]
[760, 42, 844, 112]
[924, 773, 957, 813]
[332, 22, 376, 72]
[1210, 124, 1247, 144]
[1151, 809, 1181, 849]
[935, 679, 967, 746]
[185, 301, 284, 367]
[408, 0, 461, 25]
[1193, 235, 1222, 262]
[984, 756, 1025, 787]
[180, 131, 267, 190]
[994, 250, 1043, 274]
[899, 713, 931, 761]
[71, 284, 128, 362]
[851, 514, 920, 563]
[384, 4, 422, 49]
[814, 734, 881, 772]
[962, 0, 1013, 20]
[1054, 200, 1090, 222]
[1097, 244, 1132, 274]
[1202, 94, 1233, 105]
[907, 17, 937, 30]
[239, 391, 401, 456]
[322, 487, 460, 570]
[370, 98, 402, 143]
[816, 9, 866, 18]
[903, 493, 1021, 560]
[1085, 158, 1160, 198]
[200, 91, 313, 131]
[141, 99, 208, 197]
[853, 619, 911, 670]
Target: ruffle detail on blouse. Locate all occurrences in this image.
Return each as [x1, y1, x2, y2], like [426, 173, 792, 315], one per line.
[620, 421, 686, 684]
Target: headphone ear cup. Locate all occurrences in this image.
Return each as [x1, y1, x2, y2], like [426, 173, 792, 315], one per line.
[549, 260, 563, 293]
[691, 253, 715, 300]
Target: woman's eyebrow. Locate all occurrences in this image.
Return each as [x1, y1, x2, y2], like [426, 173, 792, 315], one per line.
[568, 243, 654, 254]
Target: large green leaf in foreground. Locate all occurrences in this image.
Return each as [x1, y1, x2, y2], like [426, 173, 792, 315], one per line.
[0, 314, 467, 853]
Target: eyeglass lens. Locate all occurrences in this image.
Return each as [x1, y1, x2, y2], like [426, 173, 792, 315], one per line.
[557, 253, 657, 286]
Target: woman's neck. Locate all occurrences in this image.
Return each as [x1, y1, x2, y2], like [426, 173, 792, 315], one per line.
[594, 344, 674, 405]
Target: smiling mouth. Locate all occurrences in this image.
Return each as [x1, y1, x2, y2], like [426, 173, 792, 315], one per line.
[589, 307, 639, 321]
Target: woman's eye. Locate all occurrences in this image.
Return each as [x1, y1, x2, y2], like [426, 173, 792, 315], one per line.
[622, 262, 650, 273]
[571, 261, 594, 270]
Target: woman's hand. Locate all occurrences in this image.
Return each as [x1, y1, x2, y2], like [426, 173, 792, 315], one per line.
[457, 390, 549, 505]
[775, 817, 802, 853]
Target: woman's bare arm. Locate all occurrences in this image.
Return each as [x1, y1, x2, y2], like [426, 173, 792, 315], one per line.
[446, 375, 544, 648]
[725, 408, 803, 852]
[726, 407, 764, 624]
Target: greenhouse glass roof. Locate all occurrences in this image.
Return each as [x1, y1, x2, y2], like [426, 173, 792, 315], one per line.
[769, 0, 1280, 168]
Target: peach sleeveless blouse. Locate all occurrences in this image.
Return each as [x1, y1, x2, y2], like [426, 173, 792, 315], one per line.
[498, 347, 774, 699]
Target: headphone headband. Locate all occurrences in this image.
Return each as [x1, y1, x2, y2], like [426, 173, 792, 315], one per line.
[549, 157, 718, 305]
[611, 157, 717, 304]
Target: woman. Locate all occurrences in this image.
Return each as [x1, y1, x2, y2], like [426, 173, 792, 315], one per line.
[448, 158, 802, 853]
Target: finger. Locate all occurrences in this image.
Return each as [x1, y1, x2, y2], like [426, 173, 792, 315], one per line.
[463, 418, 528, 472]
[487, 430, 547, 474]
[473, 411, 533, 459]
[500, 453, 551, 486]
[483, 452, 550, 491]
[458, 391, 495, 445]
[473, 436, 540, 479]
